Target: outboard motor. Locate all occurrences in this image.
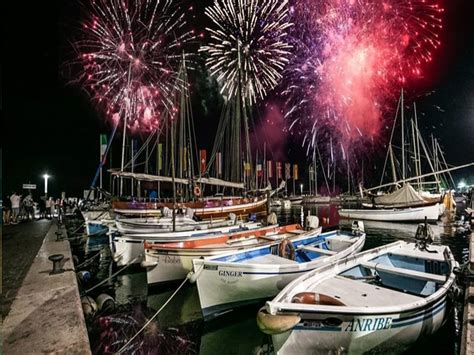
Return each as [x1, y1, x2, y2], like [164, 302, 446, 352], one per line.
[267, 212, 278, 226]
[415, 217, 435, 251]
[306, 216, 320, 231]
[351, 220, 365, 235]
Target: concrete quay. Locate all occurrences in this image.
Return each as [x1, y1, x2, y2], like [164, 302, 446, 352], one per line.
[1, 221, 91, 354]
[462, 234, 474, 355]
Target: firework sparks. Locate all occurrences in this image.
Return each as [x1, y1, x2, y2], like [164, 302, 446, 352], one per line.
[284, 0, 444, 155]
[73, 0, 194, 132]
[201, 0, 293, 104]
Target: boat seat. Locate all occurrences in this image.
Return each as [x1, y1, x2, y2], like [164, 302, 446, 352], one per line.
[360, 261, 447, 283]
[298, 245, 336, 255]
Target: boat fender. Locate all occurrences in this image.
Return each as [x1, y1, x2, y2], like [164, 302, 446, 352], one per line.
[291, 292, 346, 306]
[81, 296, 98, 318]
[257, 306, 301, 335]
[96, 293, 115, 313]
[77, 270, 91, 284]
[278, 239, 296, 260]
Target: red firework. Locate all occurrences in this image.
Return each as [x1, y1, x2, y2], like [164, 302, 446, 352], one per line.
[285, 0, 444, 153]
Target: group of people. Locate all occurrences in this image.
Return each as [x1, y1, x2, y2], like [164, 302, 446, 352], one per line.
[2, 192, 77, 225]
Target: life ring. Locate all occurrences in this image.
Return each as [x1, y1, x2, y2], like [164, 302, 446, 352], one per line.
[278, 239, 296, 260]
[291, 292, 346, 306]
[194, 185, 201, 197]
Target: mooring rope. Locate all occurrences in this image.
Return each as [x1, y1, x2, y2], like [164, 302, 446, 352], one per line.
[116, 276, 190, 354]
[75, 250, 102, 270]
[116, 264, 204, 354]
[81, 255, 142, 296]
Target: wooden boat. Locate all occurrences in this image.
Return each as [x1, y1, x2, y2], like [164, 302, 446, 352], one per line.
[302, 195, 330, 204]
[115, 214, 227, 234]
[111, 220, 266, 266]
[112, 195, 268, 219]
[339, 202, 440, 222]
[192, 221, 365, 319]
[258, 239, 456, 354]
[142, 224, 306, 285]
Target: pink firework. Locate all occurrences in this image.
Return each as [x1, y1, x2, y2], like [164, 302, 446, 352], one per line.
[284, 0, 444, 154]
[73, 0, 194, 132]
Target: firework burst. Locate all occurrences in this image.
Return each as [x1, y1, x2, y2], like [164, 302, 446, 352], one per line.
[73, 0, 194, 132]
[284, 0, 444, 156]
[201, 0, 293, 104]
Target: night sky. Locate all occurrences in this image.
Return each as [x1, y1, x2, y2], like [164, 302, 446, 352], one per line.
[3, 0, 474, 199]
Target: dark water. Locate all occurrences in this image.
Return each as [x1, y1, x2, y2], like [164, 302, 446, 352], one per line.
[89, 204, 470, 354]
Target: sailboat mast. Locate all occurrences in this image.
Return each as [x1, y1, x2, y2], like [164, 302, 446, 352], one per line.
[401, 88, 405, 182]
[170, 111, 177, 232]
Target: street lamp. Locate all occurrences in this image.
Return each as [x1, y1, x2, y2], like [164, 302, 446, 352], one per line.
[300, 183, 304, 196]
[43, 174, 50, 196]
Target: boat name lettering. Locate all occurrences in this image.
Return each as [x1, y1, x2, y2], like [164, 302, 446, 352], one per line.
[344, 317, 392, 332]
[218, 270, 242, 277]
[163, 255, 180, 264]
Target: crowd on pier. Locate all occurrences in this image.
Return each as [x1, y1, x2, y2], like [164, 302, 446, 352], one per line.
[2, 192, 79, 225]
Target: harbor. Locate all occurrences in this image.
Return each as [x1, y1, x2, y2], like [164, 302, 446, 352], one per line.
[3, 0, 474, 354]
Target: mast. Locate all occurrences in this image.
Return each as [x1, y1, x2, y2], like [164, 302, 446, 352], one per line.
[401, 88, 405, 182]
[170, 111, 177, 232]
[414, 103, 422, 189]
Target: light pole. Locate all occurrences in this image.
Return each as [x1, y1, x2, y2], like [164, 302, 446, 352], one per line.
[43, 174, 50, 197]
[300, 183, 304, 196]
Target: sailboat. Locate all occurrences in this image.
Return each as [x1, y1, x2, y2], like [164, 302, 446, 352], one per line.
[105, 55, 268, 222]
[339, 90, 472, 223]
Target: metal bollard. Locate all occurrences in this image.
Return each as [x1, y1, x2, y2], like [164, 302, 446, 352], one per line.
[55, 231, 63, 241]
[49, 254, 65, 274]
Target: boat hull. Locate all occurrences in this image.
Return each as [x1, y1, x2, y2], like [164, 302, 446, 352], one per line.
[272, 297, 448, 354]
[111, 222, 264, 266]
[194, 230, 365, 319]
[112, 196, 268, 219]
[338, 203, 439, 222]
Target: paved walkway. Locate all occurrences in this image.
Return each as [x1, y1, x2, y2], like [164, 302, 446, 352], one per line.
[1, 219, 52, 318]
[1, 221, 91, 353]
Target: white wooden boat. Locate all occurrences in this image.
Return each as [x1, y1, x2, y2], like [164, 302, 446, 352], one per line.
[302, 195, 330, 204]
[115, 214, 227, 234]
[142, 224, 307, 285]
[258, 240, 456, 354]
[192, 223, 365, 319]
[338, 202, 439, 222]
[110, 221, 265, 266]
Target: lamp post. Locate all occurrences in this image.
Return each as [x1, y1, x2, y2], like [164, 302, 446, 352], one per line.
[43, 174, 50, 197]
[300, 183, 304, 196]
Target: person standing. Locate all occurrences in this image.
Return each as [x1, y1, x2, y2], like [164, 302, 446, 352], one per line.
[10, 192, 21, 224]
[3, 195, 12, 224]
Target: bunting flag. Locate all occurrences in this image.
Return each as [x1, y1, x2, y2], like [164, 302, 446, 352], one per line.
[216, 152, 222, 177]
[285, 163, 291, 179]
[100, 134, 107, 162]
[256, 163, 263, 177]
[157, 143, 163, 173]
[200, 149, 207, 174]
[267, 160, 273, 178]
[293, 164, 299, 180]
[244, 162, 251, 176]
[276, 162, 282, 179]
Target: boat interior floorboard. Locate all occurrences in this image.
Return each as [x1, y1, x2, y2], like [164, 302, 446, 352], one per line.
[309, 276, 421, 307]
